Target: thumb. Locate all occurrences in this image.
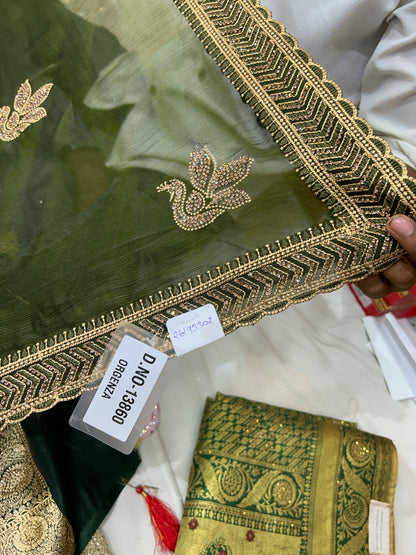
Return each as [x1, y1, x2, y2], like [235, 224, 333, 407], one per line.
[387, 215, 416, 259]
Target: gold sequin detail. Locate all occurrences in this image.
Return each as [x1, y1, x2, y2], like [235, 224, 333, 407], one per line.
[0, 80, 53, 142]
[347, 435, 373, 467]
[82, 529, 112, 555]
[157, 145, 253, 230]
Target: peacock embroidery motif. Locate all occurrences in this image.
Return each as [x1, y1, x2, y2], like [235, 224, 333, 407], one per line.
[157, 145, 253, 231]
[0, 79, 53, 142]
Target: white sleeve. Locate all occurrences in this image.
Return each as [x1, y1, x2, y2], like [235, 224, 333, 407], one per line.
[359, 0, 416, 169]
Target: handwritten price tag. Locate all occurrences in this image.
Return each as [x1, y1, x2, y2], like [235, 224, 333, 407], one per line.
[166, 304, 224, 355]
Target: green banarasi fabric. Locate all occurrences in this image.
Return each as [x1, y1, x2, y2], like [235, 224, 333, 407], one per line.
[1, 0, 416, 425]
[0, 424, 75, 554]
[176, 393, 398, 554]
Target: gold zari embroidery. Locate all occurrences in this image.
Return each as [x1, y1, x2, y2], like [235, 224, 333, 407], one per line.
[157, 145, 253, 231]
[1, 0, 416, 428]
[0, 80, 53, 142]
[0, 424, 75, 554]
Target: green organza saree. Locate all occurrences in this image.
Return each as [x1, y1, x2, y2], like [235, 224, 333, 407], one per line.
[1, 0, 415, 429]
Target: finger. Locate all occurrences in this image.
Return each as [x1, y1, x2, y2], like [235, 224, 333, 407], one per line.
[382, 257, 416, 291]
[354, 273, 390, 298]
[387, 215, 416, 261]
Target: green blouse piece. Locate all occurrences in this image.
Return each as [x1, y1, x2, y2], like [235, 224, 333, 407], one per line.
[1, 0, 415, 426]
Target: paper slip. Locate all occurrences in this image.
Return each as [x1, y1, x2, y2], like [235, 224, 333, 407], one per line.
[369, 500, 390, 555]
[167, 304, 224, 356]
[363, 316, 416, 400]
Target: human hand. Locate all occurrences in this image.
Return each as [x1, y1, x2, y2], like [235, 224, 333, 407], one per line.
[356, 214, 416, 297]
[356, 165, 416, 297]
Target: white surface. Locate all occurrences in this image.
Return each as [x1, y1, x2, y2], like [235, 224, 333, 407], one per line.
[363, 315, 416, 400]
[102, 287, 416, 554]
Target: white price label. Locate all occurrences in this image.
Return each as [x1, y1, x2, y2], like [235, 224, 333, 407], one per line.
[166, 304, 224, 356]
[369, 500, 390, 555]
[83, 335, 168, 442]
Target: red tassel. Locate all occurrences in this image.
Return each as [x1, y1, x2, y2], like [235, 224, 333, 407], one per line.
[136, 486, 180, 553]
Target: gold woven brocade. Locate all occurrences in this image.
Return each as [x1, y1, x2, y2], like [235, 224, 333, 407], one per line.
[176, 393, 398, 554]
[0, 424, 75, 555]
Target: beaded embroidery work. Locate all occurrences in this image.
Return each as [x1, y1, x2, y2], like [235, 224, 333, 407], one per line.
[0, 80, 53, 142]
[157, 145, 252, 231]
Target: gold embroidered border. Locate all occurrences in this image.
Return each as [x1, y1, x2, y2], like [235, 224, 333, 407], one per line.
[176, 0, 416, 213]
[1, 0, 416, 428]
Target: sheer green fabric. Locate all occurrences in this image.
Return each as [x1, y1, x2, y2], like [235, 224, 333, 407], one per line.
[1, 0, 415, 427]
[0, 0, 327, 356]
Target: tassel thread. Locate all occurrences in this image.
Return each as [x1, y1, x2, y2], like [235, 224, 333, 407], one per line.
[136, 486, 180, 553]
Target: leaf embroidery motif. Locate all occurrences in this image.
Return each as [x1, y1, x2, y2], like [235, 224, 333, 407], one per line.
[0, 79, 53, 142]
[157, 145, 253, 231]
